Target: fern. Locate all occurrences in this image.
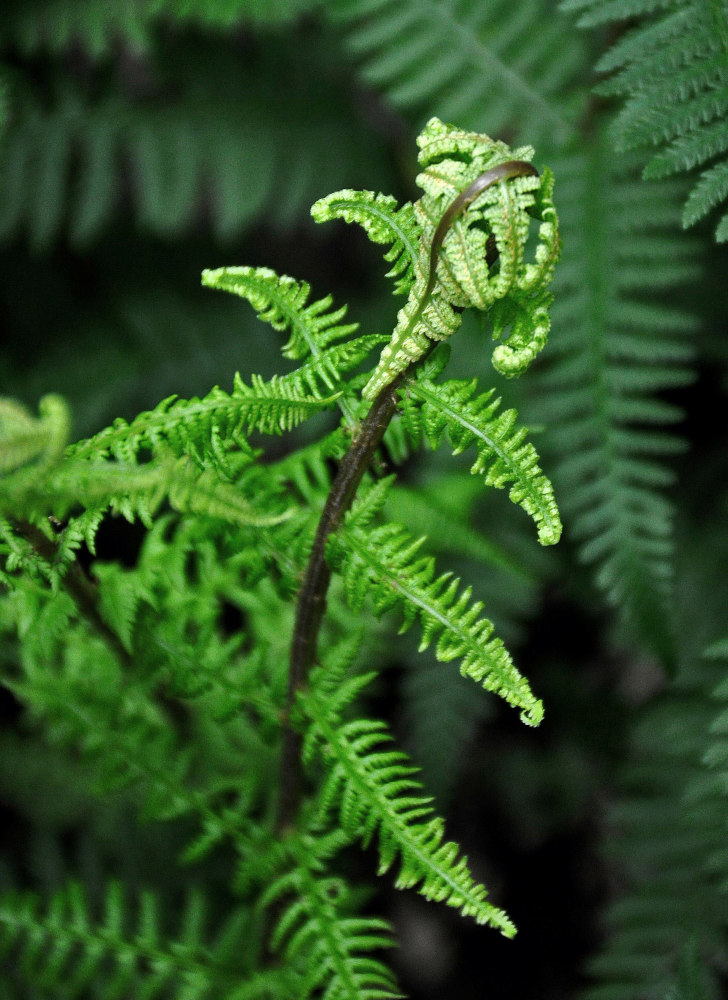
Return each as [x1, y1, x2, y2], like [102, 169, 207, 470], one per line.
[531, 136, 697, 661]
[326, 479, 544, 726]
[326, 0, 584, 143]
[0, 880, 254, 999]
[301, 668, 516, 935]
[562, 0, 728, 240]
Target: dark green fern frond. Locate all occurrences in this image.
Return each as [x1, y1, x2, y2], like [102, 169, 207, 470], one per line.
[0, 880, 253, 999]
[563, 0, 728, 240]
[326, 482, 544, 726]
[301, 676, 516, 935]
[262, 829, 401, 1000]
[532, 137, 697, 660]
[402, 369, 562, 546]
[327, 0, 583, 143]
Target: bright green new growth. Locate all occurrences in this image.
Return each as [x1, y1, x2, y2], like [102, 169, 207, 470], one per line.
[313, 117, 560, 397]
[0, 118, 561, 998]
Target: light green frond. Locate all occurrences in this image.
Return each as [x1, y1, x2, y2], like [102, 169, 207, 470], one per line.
[202, 266, 360, 362]
[311, 189, 420, 296]
[359, 118, 560, 399]
[566, 0, 728, 240]
[263, 832, 401, 1000]
[0, 394, 70, 473]
[326, 499, 544, 725]
[402, 375, 562, 547]
[301, 683, 516, 935]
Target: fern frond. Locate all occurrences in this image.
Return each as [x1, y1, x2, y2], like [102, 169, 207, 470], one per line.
[532, 138, 697, 659]
[0, 880, 252, 998]
[0, 394, 70, 473]
[565, 0, 728, 240]
[202, 266, 361, 362]
[327, 0, 582, 143]
[326, 491, 543, 726]
[402, 372, 562, 546]
[263, 830, 402, 1000]
[358, 117, 560, 399]
[311, 189, 420, 295]
[301, 681, 516, 935]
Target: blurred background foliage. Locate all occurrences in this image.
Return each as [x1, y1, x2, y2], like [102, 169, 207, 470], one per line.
[1, 1, 727, 998]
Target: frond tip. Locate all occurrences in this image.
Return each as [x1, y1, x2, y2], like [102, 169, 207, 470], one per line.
[327, 503, 544, 726]
[302, 683, 517, 936]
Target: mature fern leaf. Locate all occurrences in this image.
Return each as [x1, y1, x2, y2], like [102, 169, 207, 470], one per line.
[402, 370, 562, 546]
[301, 674, 516, 935]
[0, 39, 391, 247]
[263, 831, 402, 1000]
[581, 687, 728, 1000]
[326, 481, 544, 726]
[532, 137, 697, 660]
[0, 880, 252, 999]
[562, 0, 728, 240]
[327, 0, 583, 144]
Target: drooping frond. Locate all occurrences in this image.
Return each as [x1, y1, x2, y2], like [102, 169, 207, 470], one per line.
[326, 481, 544, 726]
[263, 830, 402, 1000]
[562, 0, 728, 240]
[311, 189, 420, 296]
[202, 266, 361, 362]
[301, 673, 516, 934]
[532, 137, 697, 660]
[326, 0, 583, 144]
[358, 117, 560, 399]
[400, 368, 562, 546]
[0, 880, 254, 999]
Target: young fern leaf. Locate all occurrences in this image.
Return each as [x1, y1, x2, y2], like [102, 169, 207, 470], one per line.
[562, 0, 728, 240]
[402, 372, 562, 547]
[326, 482, 543, 726]
[301, 675, 516, 935]
[201, 266, 360, 361]
[340, 117, 560, 399]
[311, 189, 420, 295]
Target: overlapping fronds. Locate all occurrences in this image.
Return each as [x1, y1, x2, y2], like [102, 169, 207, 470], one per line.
[301, 674, 516, 934]
[0, 393, 70, 473]
[326, 0, 583, 144]
[326, 480, 544, 726]
[562, 0, 728, 240]
[263, 830, 401, 1000]
[0, 880, 253, 999]
[532, 137, 697, 660]
[401, 371, 562, 546]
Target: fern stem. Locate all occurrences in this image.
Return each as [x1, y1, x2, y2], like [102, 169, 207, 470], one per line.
[277, 370, 406, 832]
